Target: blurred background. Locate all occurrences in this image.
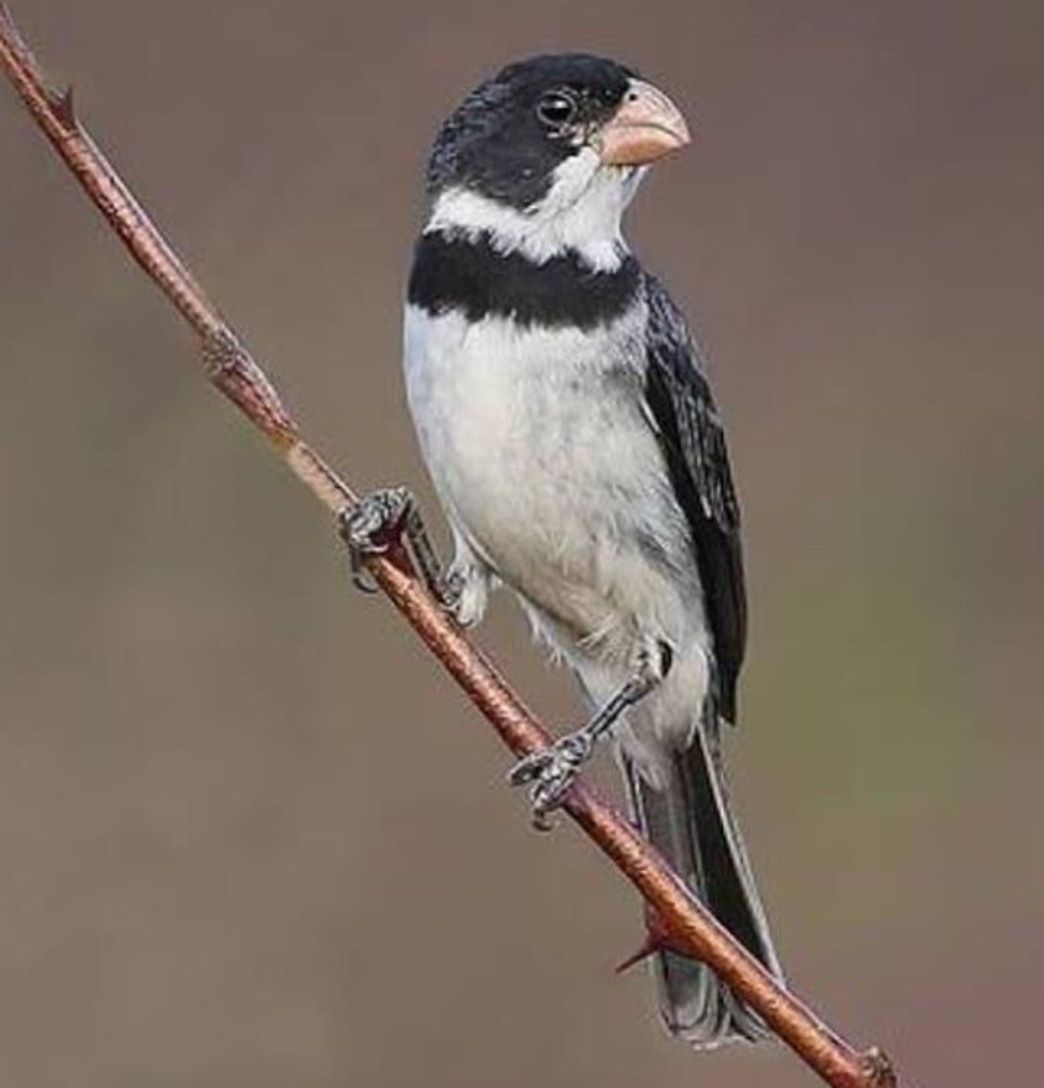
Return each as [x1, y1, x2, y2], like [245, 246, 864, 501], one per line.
[1, 2, 1041, 1086]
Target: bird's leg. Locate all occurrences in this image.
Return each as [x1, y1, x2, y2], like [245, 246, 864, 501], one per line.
[338, 487, 462, 612]
[509, 640, 673, 830]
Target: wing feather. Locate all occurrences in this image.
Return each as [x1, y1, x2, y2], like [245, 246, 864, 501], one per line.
[643, 275, 747, 723]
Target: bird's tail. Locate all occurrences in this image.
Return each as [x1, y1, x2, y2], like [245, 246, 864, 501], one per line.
[622, 718, 784, 1048]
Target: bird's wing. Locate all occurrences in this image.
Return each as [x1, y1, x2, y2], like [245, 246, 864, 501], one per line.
[642, 274, 747, 724]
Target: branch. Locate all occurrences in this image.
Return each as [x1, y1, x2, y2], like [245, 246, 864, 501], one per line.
[0, 10, 899, 1088]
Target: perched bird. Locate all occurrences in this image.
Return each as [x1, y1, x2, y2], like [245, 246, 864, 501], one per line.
[346, 53, 784, 1047]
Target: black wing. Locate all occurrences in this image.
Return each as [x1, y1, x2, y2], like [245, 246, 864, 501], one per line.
[643, 275, 747, 724]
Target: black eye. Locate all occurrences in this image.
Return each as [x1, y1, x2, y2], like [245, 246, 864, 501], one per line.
[536, 89, 578, 127]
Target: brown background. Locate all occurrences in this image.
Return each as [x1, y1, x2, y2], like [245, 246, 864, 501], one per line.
[1, 2, 1041, 1086]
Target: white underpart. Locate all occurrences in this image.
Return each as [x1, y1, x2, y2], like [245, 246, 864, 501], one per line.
[403, 301, 710, 781]
[426, 150, 647, 271]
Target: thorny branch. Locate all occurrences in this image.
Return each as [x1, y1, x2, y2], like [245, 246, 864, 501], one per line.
[0, 10, 900, 1088]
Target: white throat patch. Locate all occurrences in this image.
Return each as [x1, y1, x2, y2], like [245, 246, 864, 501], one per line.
[426, 150, 646, 272]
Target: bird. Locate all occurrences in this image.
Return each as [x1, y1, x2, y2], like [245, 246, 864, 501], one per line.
[344, 52, 784, 1048]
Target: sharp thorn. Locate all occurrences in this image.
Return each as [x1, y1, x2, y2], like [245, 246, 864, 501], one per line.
[51, 84, 76, 128]
[615, 911, 695, 975]
[614, 932, 661, 975]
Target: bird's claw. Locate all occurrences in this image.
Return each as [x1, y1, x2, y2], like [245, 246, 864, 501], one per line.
[339, 487, 463, 611]
[508, 732, 594, 830]
[338, 487, 413, 593]
[860, 1048, 898, 1088]
[435, 566, 467, 618]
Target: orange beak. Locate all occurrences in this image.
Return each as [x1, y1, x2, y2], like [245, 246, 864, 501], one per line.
[597, 79, 691, 166]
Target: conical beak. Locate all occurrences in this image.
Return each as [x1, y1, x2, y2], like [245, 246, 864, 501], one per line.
[597, 78, 691, 167]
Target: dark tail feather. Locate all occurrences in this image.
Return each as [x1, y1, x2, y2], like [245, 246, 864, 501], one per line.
[622, 722, 784, 1048]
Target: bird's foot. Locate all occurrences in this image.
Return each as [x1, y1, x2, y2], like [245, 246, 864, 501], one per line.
[339, 487, 414, 593]
[339, 487, 462, 614]
[435, 565, 468, 618]
[860, 1048, 898, 1088]
[508, 730, 595, 831]
[507, 644, 671, 831]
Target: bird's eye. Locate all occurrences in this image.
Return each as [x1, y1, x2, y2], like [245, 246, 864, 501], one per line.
[536, 89, 578, 127]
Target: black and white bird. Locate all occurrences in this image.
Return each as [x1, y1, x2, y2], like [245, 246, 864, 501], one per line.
[348, 53, 784, 1047]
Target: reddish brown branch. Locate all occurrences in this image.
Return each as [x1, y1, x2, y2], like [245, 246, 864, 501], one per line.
[0, 10, 900, 1088]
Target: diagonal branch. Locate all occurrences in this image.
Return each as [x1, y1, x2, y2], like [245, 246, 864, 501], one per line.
[0, 9, 900, 1088]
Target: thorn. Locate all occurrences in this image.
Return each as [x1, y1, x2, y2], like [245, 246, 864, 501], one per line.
[51, 84, 76, 128]
[614, 911, 693, 975]
[615, 932, 660, 975]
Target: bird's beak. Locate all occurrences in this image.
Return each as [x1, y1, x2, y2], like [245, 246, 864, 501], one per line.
[597, 79, 691, 167]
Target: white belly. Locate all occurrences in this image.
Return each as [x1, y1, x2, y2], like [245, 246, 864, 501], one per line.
[403, 303, 704, 666]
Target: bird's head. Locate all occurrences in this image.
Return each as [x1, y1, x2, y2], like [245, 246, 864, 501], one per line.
[424, 54, 689, 269]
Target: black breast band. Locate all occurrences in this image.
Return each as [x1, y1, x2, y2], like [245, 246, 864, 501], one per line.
[408, 230, 640, 330]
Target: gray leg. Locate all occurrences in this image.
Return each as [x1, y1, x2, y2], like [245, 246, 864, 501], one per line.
[509, 641, 672, 830]
[338, 487, 461, 611]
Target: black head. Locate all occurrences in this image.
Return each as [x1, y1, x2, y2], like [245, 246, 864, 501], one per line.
[426, 54, 684, 211]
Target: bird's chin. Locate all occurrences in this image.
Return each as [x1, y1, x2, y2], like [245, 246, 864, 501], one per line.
[590, 159, 644, 198]
[617, 163, 649, 200]
[561, 151, 649, 211]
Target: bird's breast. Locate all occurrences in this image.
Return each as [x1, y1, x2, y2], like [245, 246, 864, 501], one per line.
[403, 302, 700, 650]
[404, 302, 649, 528]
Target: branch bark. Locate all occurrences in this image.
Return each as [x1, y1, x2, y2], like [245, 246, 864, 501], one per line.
[0, 10, 900, 1088]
